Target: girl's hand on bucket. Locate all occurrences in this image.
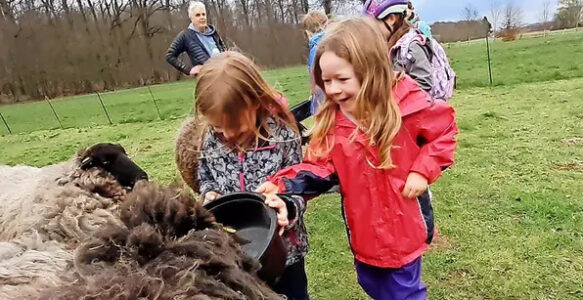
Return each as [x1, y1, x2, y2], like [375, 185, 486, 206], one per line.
[255, 181, 279, 195]
[203, 191, 221, 205]
[189, 65, 202, 77]
[402, 172, 428, 199]
[264, 194, 288, 235]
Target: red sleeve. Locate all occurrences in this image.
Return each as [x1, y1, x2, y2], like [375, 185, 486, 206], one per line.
[268, 143, 338, 195]
[409, 101, 458, 184]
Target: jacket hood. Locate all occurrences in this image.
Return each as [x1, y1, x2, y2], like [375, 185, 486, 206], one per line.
[188, 23, 216, 36]
[309, 32, 325, 50]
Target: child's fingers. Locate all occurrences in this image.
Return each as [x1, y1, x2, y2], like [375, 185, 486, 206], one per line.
[203, 192, 220, 205]
[264, 194, 288, 226]
[402, 184, 427, 199]
[277, 212, 289, 236]
[402, 185, 412, 198]
[256, 182, 278, 194]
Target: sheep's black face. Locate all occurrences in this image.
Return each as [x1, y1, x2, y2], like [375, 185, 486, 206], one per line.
[80, 143, 149, 189]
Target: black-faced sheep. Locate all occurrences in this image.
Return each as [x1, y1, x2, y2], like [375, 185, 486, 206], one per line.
[0, 143, 148, 299]
[0, 142, 148, 242]
[39, 181, 284, 300]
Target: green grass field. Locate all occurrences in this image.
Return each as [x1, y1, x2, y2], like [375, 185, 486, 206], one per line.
[1, 32, 583, 299]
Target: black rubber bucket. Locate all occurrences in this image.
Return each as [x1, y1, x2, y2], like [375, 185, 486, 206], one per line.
[203, 192, 287, 285]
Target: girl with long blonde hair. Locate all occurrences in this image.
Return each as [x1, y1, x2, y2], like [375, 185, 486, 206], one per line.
[257, 17, 458, 299]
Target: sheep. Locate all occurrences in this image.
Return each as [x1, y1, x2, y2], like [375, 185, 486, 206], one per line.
[0, 143, 149, 299]
[0, 142, 148, 242]
[175, 117, 203, 193]
[39, 181, 284, 300]
[1, 144, 283, 299]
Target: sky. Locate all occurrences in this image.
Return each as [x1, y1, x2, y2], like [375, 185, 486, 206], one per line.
[412, 0, 560, 26]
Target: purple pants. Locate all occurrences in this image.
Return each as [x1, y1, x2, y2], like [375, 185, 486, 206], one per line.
[355, 257, 427, 300]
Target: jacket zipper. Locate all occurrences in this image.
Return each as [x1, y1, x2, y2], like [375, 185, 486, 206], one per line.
[238, 151, 245, 192]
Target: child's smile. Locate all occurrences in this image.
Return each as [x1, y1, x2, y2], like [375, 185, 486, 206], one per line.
[319, 51, 361, 114]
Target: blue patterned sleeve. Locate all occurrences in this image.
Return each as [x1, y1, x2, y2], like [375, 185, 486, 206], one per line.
[281, 126, 302, 167]
[278, 126, 306, 227]
[197, 134, 221, 198]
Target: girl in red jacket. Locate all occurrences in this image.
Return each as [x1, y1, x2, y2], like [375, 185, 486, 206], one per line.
[257, 17, 458, 300]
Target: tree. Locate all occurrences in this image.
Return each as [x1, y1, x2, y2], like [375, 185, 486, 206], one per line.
[539, 0, 553, 36]
[463, 3, 479, 20]
[0, 0, 313, 102]
[322, 0, 331, 15]
[0, 0, 15, 21]
[555, 0, 583, 29]
[489, 0, 503, 33]
[503, 1, 523, 30]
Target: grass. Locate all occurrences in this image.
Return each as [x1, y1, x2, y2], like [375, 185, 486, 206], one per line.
[447, 30, 583, 89]
[1, 32, 583, 299]
[0, 66, 310, 135]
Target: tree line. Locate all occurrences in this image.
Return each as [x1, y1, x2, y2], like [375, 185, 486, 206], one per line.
[1, 0, 581, 103]
[0, 0, 363, 103]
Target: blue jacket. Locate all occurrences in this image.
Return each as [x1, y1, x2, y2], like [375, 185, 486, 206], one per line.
[166, 25, 226, 75]
[307, 32, 326, 114]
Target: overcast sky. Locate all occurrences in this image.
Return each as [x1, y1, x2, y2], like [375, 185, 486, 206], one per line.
[410, 0, 560, 25]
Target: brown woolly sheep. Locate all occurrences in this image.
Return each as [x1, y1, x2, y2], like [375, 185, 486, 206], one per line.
[175, 117, 203, 193]
[40, 181, 285, 300]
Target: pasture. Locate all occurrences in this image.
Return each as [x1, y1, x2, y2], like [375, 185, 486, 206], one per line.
[1, 31, 582, 299]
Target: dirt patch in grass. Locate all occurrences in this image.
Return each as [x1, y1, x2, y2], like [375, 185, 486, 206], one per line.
[561, 137, 583, 146]
[554, 161, 583, 170]
[431, 235, 453, 250]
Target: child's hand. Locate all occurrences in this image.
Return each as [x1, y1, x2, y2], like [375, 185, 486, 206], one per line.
[189, 65, 202, 77]
[255, 181, 279, 195]
[264, 194, 288, 236]
[402, 172, 428, 199]
[203, 191, 221, 205]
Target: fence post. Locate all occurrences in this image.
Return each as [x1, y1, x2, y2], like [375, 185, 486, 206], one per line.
[0, 111, 12, 134]
[45, 95, 64, 129]
[96, 92, 113, 125]
[147, 86, 163, 120]
[485, 35, 493, 86]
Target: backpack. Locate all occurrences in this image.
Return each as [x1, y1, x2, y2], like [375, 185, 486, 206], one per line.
[392, 30, 456, 101]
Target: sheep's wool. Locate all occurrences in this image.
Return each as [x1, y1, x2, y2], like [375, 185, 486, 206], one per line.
[0, 156, 126, 300]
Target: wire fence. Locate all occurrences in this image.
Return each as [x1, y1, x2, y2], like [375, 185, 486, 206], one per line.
[2, 28, 582, 137]
[444, 27, 581, 48]
[0, 81, 195, 136]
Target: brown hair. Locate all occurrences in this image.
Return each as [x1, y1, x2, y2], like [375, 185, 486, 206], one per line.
[194, 51, 298, 149]
[386, 13, 412, 50]
[311, 17, 402, 169]
[302, 11, 329, 37]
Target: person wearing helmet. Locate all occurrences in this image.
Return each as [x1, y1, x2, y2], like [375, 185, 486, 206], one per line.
[363, 0, 433, 92]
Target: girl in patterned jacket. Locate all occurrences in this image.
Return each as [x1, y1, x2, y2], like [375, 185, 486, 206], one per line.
[193, 51, 311, 300]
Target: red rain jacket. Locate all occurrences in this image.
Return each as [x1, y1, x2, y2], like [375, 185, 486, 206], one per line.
[269, 76, 458, 268]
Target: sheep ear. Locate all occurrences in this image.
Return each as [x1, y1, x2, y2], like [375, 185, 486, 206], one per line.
[80, 157, 93, 169]
[116, 143, 127, 154]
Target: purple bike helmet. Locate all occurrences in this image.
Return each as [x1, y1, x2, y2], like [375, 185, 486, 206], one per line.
[363, 0, 409, 20]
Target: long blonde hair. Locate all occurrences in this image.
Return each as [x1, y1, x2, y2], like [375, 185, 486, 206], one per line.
[311, 17, 402, 169]
[194, 51, 298, 149]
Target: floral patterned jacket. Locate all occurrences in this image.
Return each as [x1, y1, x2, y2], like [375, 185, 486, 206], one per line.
[198, 118, 308, 266]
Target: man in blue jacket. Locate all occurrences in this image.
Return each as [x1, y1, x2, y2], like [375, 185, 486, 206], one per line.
[166, 1, 226, 77]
